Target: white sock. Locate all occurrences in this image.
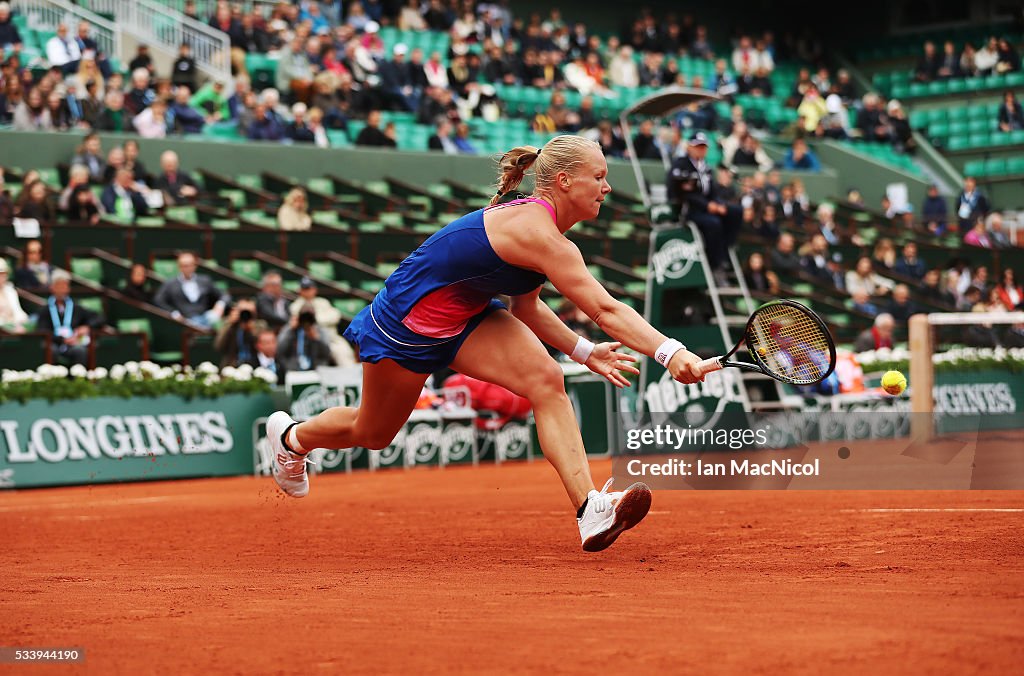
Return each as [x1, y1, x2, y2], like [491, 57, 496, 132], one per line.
[287, 425, 307, 455]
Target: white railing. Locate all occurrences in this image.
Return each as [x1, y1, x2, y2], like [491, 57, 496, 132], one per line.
[88, 0, 231, 83]
[10, 0, 120, 63]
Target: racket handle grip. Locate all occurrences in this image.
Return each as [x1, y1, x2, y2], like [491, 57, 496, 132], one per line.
[696, 357, 724, 375]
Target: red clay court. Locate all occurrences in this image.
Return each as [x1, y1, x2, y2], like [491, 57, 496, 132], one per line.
[2, 458, 1022, 674]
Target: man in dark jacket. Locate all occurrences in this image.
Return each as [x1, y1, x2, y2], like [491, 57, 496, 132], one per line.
[35, 269, 105, 366]
[666, 131, 742, 275]
[153, 252, 228, 328]
[100, 169, 149, 221]
[153, 150, 199, 206]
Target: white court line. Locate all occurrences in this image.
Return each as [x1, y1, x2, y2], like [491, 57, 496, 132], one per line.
[845, 508, 1024, 513]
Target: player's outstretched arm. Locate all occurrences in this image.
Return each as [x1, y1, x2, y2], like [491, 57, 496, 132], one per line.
[531, 233, 704, 384]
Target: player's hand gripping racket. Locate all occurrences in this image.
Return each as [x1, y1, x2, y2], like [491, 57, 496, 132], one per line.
[696, 300, 837, 385]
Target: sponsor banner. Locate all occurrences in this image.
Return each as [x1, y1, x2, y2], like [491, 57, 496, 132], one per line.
[933, 371, 1022, 433]
[0, 393, 272, 489]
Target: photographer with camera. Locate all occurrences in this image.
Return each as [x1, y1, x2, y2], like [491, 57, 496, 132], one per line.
[278, 304, 335, 373]
[214, 297, 264, 368]
[666, 131, 743, 285]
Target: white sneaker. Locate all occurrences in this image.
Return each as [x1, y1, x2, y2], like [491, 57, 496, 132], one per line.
[267, 411, 310, 498]
[577, 478, 652, 552]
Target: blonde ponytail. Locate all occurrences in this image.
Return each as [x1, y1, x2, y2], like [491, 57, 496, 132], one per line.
[491, 146, 541, 205]
[490, 135, 602, 206]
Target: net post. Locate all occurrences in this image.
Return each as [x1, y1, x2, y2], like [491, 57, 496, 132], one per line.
[909, 314, 934, 440]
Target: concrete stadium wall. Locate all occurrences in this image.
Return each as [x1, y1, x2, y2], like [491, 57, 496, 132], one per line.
[810, 140, 933, 210]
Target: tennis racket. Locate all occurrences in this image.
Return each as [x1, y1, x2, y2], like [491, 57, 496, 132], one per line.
[695, 299, 837, 386]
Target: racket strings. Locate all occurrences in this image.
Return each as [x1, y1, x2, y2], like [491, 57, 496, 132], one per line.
[747, 304, 833, 385]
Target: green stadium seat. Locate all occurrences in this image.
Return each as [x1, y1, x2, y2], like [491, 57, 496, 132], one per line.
[963, 160, 986, 177]
[968, 119, 991, 134]
[117, 318, 183, 364]
[967, 133, 988, 147]
[1007, 157, 1024, 175]
[947, 135, 970, 151]
[152, 259, 178, 279]
[70, 257, 103, 284]
[984, 158, 1008, 176]
[77, 297, 104, 315]
[231, 259, 262, 281]
[306, 261, 335, 280]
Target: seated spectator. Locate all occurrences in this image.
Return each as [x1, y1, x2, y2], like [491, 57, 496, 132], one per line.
[167, 85, 205, 134]
[153, 252, 228, 328]
[355, 109, 396, 147]
[94, 89, 129, 132]
[246, 101, 287, 141]
[957, 285, 983, 312]
[154, 150, 199, 206]
[996, 268, 1023, 311]
[59, 164, 92, 213]
[78, 79, 104, 129]
[276, 36, 314, 105]
[997, 90, 1024, 132]
[191, 79, 229, 122]
[65, 184, 102, 224]
[46, 90, 75, 131]
[956, 176, 989, 232]
[782, 138, 821, 172]
[46, 23, 81, 75]
[36, 269, 103, 366]
[0, 258, 28, 332]
[453, 122, 478, 154]
[814, 203, 841, 244]
[124, 67, 155, 117]
[742, 252, 779, 294]
[15, 180, 57, 222]
[13, 87, 53, 131]
[171, 42, 197, 93]
[305, 106, 329, 148]
[857, 93, 892, 143]
[608, 45, 640, 88]
[288, 276, 355, 366]
[988, 212, 1012, 249]
[277, 188, 312, 231]
[732, 134, 773, 172]
[133, 98, 168, 138]
[959, 42, 978, 77]
[285, 102, 316, 143]
[921, 184, 948, 234]
[278, 308, 335, 372]
[596, 121, 627, 159]
[770, 232, 800, 272]
[936, 40, 961, 79]
[14, 239, 52, 291]
[120, 262, 153, 304]
[70, 132, 106, 183]
[0, 3, 23, 51]
[846, 255, 895, 297]
[914, 41, 940, 82]
[101, 169, 149, 221]
[796, 86, 827, 133]
[894, 242, 926, 279]
[252, 329, 284, 384]
[255, 271, 290, 330]
[631, 119, 662, 161]
[886, 284, 918, 323]
[849, 289, 879, 317]
[853, 313, 895, 352]
[428, 118, 458, 153]
[976, 36, 1000, 75]
[872, 238, 898, 270]
[919, 269, 948, 305]
[886, 99, 916, 153]
[128, 43, 154, 77]
[963, 218, 993, 248]
[995, 37, 1021, 74]
[798, 233, 832, 282]
[214, 298, 263, 368]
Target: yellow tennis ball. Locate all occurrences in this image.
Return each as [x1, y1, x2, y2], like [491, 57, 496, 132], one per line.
[757, 347, 767, 357]
[881, 370, 907, 396]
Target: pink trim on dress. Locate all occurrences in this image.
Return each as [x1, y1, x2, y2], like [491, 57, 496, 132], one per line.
[485, 197, 556, 222]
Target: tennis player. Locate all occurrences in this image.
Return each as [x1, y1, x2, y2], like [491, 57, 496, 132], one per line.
[267, 134, 705, 551]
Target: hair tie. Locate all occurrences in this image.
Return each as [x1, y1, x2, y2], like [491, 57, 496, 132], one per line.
[536, 148, 542, 155]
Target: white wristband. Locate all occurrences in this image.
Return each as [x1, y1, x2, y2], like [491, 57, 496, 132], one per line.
[655, 339, 685, 368]
[570, 335, 596, 364]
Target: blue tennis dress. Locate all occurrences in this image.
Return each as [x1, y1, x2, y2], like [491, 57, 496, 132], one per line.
[343, 199, 550, 373]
